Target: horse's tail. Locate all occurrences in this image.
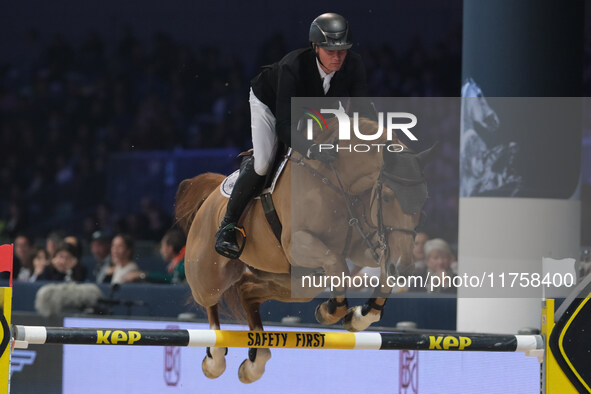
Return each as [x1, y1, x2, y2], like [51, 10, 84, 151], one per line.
[175, 172, 225, 234]
[175, 172, 247, 323]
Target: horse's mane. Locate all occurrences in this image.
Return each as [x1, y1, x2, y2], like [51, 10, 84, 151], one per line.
[175, 172, 225, 234]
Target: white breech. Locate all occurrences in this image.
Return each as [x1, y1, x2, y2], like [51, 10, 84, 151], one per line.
[249, 88, 278, 176]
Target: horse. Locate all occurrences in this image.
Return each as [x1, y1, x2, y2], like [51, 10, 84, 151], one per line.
[460, 78, 522, 197]
[175, 117, 435, 383]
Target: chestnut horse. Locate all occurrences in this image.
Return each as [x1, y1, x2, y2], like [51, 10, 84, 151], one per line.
[176, 118, 434, 383]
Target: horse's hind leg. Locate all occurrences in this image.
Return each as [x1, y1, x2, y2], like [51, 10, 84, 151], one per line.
[236, 273, 272, 384]
[201, 305, 228, 379]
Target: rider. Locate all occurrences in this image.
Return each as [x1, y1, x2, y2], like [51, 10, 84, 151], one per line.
[215, 12, 373, 258]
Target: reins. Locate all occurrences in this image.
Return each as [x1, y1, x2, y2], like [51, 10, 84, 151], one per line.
[288, 156, 418, 266]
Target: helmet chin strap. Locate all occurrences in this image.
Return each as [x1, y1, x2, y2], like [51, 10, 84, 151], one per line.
[312, 43, 328, 70]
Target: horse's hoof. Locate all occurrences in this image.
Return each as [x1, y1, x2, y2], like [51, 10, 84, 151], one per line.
[238, 348, 271, 384]
[343, 305, 380, 332]
[314, 304, 328, 324]
[342, 307, 356, 332]
[343, 306, 360, 332]
[315, 301, 347, 325]
[238, 359, 255, 384]
[201, 348, 227, 379]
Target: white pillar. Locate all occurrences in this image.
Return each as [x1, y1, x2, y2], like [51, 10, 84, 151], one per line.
[457, 198, 580, 333]
[459, 0, 583, 333]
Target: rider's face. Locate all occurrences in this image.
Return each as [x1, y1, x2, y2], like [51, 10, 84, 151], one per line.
[316, 46, 347, 74]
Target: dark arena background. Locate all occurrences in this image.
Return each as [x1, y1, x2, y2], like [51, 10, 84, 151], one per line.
[3, 0, 591, 245]
[0, 0, 463, 243]
[1, 1, 591, 393]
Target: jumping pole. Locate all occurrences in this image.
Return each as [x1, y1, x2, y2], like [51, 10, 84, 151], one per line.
[12, 325, 544, 353]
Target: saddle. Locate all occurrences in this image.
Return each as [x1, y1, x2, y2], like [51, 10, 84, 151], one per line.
[219, 147, 290, 244]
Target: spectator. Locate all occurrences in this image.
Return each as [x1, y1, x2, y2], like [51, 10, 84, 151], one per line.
[38, 242, 87, 282]
[64, 235, 82, 257]
[412, 232, 429, 276]
[25, 247, 50, 282]
[105, 234, 139, 284]
[422, 238, 456, 293]
[46, 231, 65, 258]
[14, 234, 32, 280]
[90, 231, 112, 283]
[125, 228, 186, 284]
[64, 235, 79, 246]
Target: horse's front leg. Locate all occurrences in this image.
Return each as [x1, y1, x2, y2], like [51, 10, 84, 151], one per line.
[344, 265, 392, 332]
[201, 305, 228, 379]
[292, 230, 349, 325]
[343, 293, 388, 332]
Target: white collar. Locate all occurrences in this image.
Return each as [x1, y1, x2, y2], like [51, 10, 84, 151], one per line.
[316, 58, 335, 80]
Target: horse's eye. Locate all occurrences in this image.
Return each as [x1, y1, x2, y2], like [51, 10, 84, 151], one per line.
[383, 195, 392, 203]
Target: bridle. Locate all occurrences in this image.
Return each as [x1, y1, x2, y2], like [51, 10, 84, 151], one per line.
[363, 167, 424, 270]
[289, 155, 424, 265]
[371, 171, 421, 239]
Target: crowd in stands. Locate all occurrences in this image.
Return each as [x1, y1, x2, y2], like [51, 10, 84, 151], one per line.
[0, 27, 463, 243]
[11, 226, 458, 295]
[1, 26, 590, 292]
[6, 227, 590, 302]
[4, 227, 186, 287]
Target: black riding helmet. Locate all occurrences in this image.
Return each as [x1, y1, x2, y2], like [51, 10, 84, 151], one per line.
[309, 13, 352, 51]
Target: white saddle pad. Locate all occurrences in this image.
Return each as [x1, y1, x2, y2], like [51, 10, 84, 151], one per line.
[220, 149, 291, 198]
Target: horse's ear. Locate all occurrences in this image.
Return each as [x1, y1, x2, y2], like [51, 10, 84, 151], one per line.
[416, 142, 439, 169]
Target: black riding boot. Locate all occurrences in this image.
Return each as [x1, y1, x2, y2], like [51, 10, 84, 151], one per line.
[215, 159, 265, 258]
